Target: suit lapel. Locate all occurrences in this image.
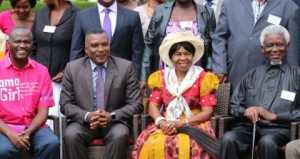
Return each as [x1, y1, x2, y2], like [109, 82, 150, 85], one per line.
[56, 4, 75, 26]
[104, 57, 117, 107]
[196, 5, 205, 35]
[82, 58, 94, 110]
[241, 0, 254, 18]
[111, 5, 123, 44]
[42, 7, 51, 25]
[91, 7, 102, 30]
[257, 0, 280, 22]
[160, 2, 173, 36]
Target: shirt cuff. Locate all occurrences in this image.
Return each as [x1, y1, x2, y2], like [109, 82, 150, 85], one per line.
[276, 112, 290, 122]
[84, 112, 90, 123]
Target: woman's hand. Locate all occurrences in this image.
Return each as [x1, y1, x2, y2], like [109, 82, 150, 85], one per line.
[175, 120, 186, 129]
[52, 72, 64, 83]
[160, 120, 177, 135]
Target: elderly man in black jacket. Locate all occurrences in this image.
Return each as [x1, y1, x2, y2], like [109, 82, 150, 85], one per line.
[220, 25, 300, 159]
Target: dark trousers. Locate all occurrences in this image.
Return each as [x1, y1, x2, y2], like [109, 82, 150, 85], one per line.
[64, 122, 129, 159]
[220, 125, 290, 159]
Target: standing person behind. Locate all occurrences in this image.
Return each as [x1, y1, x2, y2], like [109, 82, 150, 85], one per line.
[70, 0, 144, 78]
[212, 0, 298, 89]
[219, 25, 300, 159]
[0, 0, 36, 35]
[194, 0, 224, 22]
[31, 0, 78, 82]
[0, 27, 59, 159]
[133, 31, 219, 159]
[134, 0, 164, 37]
[60, 29, 143, 159]
[0, 31, 7, 59]
[141, 0, 216, 82]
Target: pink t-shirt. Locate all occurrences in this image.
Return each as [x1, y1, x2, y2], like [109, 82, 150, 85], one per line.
[0, 56, 54, 133]
[0, 10, 15, 35]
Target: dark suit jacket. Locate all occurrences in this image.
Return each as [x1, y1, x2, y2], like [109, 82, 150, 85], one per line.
[31, 3, 79, 77]
[141, 1, 216, 81]
[60, 56, 143, 127]
[69, 5, 144, 78]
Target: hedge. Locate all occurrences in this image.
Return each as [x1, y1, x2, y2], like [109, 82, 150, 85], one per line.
[0, 0, 96, 11]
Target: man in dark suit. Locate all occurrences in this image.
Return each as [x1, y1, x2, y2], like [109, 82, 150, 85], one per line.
[60, 29, 143, 159]
[69, 0, 144, 78]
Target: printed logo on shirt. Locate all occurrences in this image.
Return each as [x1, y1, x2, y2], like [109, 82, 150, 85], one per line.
[0, 78, 39, 102]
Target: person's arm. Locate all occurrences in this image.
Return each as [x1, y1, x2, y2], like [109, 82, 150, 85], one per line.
[230, 78, 248, 119]
[211, 0, 230, 75]
[0, 119, 29, 150]
[286, 5, 300, 66]
[131, 12, 144, 79]
[69, 12, 85, 61]
[22, 108, 48, 136]
[148, 101, 177, 135]
[24, 67, 54, 135]
[60, 63, 90, 124]
[112, 64, 143, 120]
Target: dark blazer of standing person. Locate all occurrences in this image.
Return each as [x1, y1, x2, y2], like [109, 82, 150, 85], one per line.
[140, 0, 216, 81]
[60, 29, 143, 159]
[31, 0, 78, 82]
[69, 0, 144, 78]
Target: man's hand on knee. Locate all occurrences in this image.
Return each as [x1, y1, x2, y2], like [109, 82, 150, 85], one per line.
[7, 132, 30, 151]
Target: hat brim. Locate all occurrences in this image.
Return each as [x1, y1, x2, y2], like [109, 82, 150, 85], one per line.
[159, 31, 204, 68]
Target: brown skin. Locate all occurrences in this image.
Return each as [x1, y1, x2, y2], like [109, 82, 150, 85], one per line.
[149, 46, 214, 135]
[84, 32, 112, 129]
[12, 0, 35, 29]
[98, 0, 115, 8]
[244, 33, 288, 123]
[8, 30, 32, 68]
[0, 30, 49, 151]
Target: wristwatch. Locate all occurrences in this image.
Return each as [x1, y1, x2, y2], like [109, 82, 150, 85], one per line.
[110, 112, 116, 120]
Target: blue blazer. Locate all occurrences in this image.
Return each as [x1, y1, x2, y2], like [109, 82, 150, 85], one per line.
[70, 5, 144, 78]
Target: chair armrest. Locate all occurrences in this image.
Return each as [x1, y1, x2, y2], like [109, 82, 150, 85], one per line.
[298, 125, 300, 140]
[133, 114, 140, 140]
[290, 121, 300, 140]
[211, 115, 229, 138]
[48, 115, 60, 137]
[218, 116, 234, 138]
[141, 114, 152, 131]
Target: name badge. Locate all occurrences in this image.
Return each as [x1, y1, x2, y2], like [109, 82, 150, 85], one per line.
[267, 14, 281, 25]
[179, 21, 193, 30]
[280, 90, 296, 102]
[43, 25, 56, 33]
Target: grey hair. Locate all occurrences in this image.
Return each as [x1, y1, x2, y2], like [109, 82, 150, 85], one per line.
[9, 27, 33, 42]
[260, 25, 290, 46]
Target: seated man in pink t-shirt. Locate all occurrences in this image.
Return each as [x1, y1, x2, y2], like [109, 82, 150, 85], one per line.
[0, 27, 59, 159]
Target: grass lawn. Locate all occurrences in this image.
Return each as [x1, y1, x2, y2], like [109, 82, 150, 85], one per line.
[0, 0, 96, 11]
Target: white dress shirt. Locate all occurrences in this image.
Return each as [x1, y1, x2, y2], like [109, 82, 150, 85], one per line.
[252, 0, 267, 23]
[97, 1, 118, 37]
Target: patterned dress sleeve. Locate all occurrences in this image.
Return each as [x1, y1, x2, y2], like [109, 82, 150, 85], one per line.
[147, 70, 163, 105]
[199, 72, 219, 107]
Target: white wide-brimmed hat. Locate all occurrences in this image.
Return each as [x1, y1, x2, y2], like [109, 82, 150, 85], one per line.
[159, 31, 204, 67]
